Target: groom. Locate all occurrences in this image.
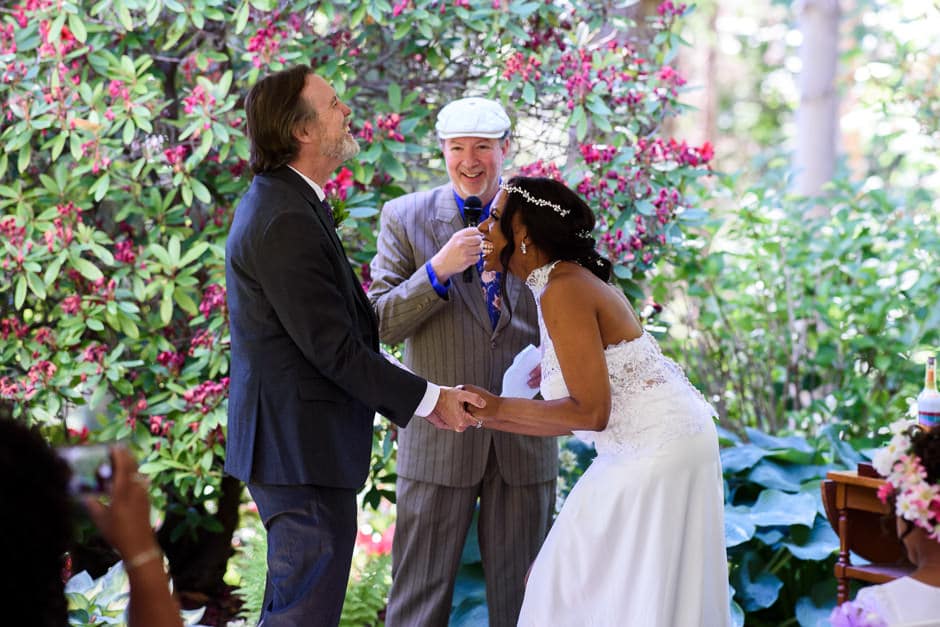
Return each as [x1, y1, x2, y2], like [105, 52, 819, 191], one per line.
[224, 65, 485, 626]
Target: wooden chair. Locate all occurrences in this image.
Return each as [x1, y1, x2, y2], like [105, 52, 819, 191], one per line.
[821, 464, 914, 604]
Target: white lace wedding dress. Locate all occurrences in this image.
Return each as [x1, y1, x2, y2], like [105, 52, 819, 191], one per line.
[517, 262, 731, 626]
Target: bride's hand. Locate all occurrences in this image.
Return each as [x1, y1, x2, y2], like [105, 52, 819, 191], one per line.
[460, 384, 500, 425]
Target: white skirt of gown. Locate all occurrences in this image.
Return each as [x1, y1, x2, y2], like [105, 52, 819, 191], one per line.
[517, 421, 730, 626]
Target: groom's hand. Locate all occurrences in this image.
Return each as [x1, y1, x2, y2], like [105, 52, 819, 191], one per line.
[429, 386, 485, 431]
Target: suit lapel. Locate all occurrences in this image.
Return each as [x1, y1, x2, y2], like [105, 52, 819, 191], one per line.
[276, 167, 378, 332]
[431, 195, 493, 333]
[494, 271, 523, 337]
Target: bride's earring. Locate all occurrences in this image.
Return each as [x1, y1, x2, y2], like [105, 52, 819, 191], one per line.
[521, 240, 528, 255]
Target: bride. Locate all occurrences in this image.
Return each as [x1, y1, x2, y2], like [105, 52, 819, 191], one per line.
[467, 176, 731, 626]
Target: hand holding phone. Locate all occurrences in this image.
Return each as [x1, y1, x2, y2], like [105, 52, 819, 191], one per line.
[57, 443, 113, 496]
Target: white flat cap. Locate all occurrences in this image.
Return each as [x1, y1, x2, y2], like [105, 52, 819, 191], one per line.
[435, 97, 511, 139]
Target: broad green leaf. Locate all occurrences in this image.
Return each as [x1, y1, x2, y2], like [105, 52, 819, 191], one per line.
[68, 12, 88, 43]
[72, 256, 104, 281]
[160, 282, 174, 325]
[14, 276, 27, 308]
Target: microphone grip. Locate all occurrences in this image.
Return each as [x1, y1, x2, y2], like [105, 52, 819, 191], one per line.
[462, 203, 483, 283]
[462, 217, 479, 283]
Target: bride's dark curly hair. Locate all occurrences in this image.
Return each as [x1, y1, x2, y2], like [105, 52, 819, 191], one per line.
[496, 176, 612, 285]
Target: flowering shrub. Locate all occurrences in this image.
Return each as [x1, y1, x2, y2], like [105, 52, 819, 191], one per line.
[0, 0, 711, 596]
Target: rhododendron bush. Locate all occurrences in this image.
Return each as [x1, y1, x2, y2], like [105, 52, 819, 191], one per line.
[0, 0, 711, 590]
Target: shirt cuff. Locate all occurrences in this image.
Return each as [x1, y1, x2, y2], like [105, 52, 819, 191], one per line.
[413, 382, 441, 417]
[424, 261, 450, 299]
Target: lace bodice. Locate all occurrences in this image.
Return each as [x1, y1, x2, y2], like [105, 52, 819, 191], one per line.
[526, 261, 717, 458]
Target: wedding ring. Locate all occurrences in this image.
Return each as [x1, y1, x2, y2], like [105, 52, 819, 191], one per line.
[475, 419, 483, 429]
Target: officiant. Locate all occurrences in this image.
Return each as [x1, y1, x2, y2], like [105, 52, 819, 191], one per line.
[367, 96, 559, 627]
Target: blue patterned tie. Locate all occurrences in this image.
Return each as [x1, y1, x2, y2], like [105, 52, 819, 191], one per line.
[479, 263, 501, 329]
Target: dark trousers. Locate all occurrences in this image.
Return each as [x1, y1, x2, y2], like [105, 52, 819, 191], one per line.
[248, 483, 358, 627]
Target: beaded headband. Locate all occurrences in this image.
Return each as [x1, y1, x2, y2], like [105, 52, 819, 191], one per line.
[872, 418, 940, 540]
[499, 183, 570, 217]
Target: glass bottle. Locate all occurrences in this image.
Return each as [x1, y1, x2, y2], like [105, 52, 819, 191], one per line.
[917, 355, 940, 429]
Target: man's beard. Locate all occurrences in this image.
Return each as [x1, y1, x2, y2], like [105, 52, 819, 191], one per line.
[322, 133, 360, 162]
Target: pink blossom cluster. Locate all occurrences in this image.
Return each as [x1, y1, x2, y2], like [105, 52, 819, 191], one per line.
[149, 414, 173, 437]
[183, 84, 216, 116]
[324, 167, 354, 202]
[657, 65, 686, 89]
[356, 524, 394, 556]
[0, 22, 16, 55]
[114, 239, 137, 265]
[636, 137, 714, 168]
[183, 377, 230, 414]
[67, 425, 90, 443]
[199, 283, 226, 318]
[164, 145, 187, 169]
[656, 1, 687, 17]
[579, 143, 617, 165]
[12, 0, 54, 29]
[359, 262, 372, 293]
[392, 0, 411, 17]
[38, 20, 78, 59]
[873, 419, 940, 540]
[517, 160, 564, 181]
[27, 360, 56, 384]
[157, 350, 186, 374]
[502, 52, 542, 82]
[188, 328, 215, 355]
[247, 22, 287, 68]
[358, 114, 405, 144]
[121, 395, 148, 430]
[79, 138, 112, 174]
[61, 294, 82, 314]
[44, 216, 76, 252]
[1, 316, 28, 340]
[32, 327, 56, 354]
[556, 48, 595, 110]
[1, 216, 27, 249]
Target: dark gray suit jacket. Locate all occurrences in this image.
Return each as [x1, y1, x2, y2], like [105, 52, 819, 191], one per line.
[225, 166, 427, 489]
[368, 183, 558, 487]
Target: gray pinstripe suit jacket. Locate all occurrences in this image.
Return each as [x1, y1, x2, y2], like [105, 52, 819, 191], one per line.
[368, 183, 558, 487]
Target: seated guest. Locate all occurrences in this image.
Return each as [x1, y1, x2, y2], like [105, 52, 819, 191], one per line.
[830, 422, 940, 626]
[0, 417, 183, 627]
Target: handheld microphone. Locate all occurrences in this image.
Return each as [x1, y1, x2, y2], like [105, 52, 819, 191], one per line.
[462, 195, 483, 283]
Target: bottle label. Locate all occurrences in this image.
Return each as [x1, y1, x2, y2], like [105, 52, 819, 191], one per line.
[919, 410, 940, 427]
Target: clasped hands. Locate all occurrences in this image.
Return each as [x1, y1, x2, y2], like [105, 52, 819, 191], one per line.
[426, 385, 502, 432]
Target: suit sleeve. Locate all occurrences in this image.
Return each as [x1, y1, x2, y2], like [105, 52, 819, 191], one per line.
[368, 198, 450, 345]
[257, 209, 425, 426]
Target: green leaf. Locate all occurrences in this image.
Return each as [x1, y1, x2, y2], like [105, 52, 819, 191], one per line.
[522, 82, 536, 105]
[388, 82, 402, 110]
[68, 12, 88, 43]
[14, 276, 27, 309]
[117, 313, 138, 338]
[168, 236, 181, 266]
[234, 0, 250, 33]
[782, 516, 838, 561]
[17, 144, 31, 173]
[190, 178, 212, 204]
[160, 282, 174, 325]
[178, 241, 209, 267]
[72, 256, 104, 282]
[26, 271, 46, 300]
[173, 287, 198, 315]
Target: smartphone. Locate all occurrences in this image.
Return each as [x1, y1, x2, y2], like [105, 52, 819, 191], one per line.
[57, 443, 113, 496]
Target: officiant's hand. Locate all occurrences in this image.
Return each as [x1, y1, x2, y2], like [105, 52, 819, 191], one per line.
[429, 386, 486, 432]
[429, 227, 484, 283]
[527, 363, 541, 389]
